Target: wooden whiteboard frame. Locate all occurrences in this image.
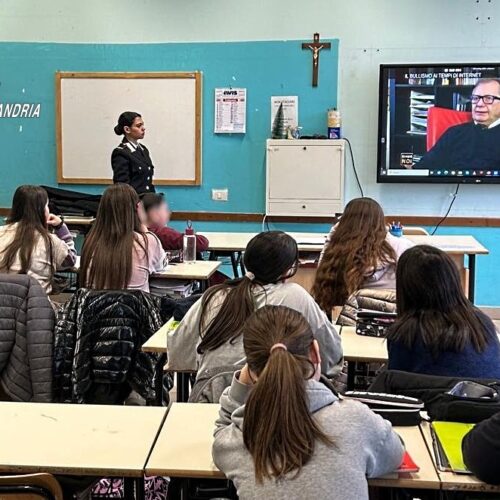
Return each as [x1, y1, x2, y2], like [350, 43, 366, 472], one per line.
[55, 71, 202, 185]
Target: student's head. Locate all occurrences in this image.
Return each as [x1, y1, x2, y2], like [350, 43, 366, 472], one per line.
[81, 183, 148, 289]
[141, 193, 170, 227]
[312, 197, 395, 311]
[197, 231, 299, 354]
[0, 185, 53, 275]
[114, 111, 145, 141]
[7, 185, 50, 227]
[242, 306, 331, 483]
[388, 245, 491, 355]
[471, 79, 500, 127]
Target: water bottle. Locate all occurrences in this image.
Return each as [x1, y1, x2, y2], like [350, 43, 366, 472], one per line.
[327, 108, 341, 139]
[183, 220, 196, 264]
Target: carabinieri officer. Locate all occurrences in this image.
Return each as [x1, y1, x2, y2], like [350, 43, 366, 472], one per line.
[111, 111, 155, 194]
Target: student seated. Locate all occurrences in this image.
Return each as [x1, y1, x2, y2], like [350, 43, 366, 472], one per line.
[80, 183, 166, 292]
[167, 231, 343, 378]
[462, 411, 500, 485]
[0, 185, 76, 293]
[213, 305, 404, 500]
[313, 197, 413, 312]
[387, 245, 500, 378]
[140, 192, 209, 254]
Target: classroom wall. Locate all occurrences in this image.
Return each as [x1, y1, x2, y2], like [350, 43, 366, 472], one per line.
[2, 0, 500, 305]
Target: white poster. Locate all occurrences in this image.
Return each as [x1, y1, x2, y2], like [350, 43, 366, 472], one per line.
[271, 96, 299, 130]
[214, 88, 247, 133]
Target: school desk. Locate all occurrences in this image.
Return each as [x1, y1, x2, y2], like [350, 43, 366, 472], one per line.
[200, 232, 488, 302]
[142, 318, 177, 405]
[152, 260, 221, 291]
[340, 326, 388, 390]
[420, 421, 500, 493]
[145, 403, 440, 491]
[0, 402, 167, 500]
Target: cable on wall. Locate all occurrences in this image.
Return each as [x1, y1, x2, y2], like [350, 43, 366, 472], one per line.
[431, 183, 460, 235]
[344, 137, 364, 198]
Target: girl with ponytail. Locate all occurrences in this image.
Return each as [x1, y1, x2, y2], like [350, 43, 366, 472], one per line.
[168, 231, 343, 378]
[213, 305, 404, 499]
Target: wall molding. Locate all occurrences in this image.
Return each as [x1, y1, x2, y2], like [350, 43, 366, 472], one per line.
[2, 206, 500, 227]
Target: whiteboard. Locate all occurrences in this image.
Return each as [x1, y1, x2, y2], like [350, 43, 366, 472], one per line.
[56, 72, 202, 185]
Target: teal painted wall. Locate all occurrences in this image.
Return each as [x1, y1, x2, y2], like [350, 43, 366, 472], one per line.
[0, 40, 338, 213]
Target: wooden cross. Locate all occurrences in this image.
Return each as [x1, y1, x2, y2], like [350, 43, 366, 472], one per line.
[302, 33, 331, 87]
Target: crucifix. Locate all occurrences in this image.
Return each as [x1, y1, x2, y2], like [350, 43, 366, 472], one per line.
[302, 33, 331, 87]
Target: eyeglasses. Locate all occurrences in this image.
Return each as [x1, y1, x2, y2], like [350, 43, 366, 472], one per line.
[470, 94, 500, 105]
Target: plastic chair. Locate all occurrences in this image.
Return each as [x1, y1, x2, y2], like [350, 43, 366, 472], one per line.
[402, 226, 429, 235]
[426, 106, 472, 151]
[0, 473, 63, 500]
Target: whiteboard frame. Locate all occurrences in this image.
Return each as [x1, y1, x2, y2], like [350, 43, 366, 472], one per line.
[55, 71, 202, 186]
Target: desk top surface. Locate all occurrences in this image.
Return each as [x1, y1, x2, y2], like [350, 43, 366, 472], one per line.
[201, 232, 488, 255]
[420, 421, 500, 492]
[142, 319, 174, 353]
[146, 403, 440, 488]
[341, 326, 388, 363]
[152, 260, 221, 280]
[0, 402, 167, 477]
[146, 403, 222, 478]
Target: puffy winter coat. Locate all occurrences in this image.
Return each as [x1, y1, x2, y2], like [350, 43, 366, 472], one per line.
[0, 273, 55, 402]
[53, 289, 165, 404]
[337, 288, 396, 326]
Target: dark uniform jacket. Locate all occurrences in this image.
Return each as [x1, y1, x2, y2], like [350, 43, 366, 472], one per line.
[111, 139, 155, 194]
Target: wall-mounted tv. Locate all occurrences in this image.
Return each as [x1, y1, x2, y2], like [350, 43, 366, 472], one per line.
[377, 63, 500, 184]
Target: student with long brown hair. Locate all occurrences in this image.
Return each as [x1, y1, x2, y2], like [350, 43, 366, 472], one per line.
[387, 245, 500, 377]
[168, 231, 343, 378]
[213, 305, 404, 499]
[0, 185, 76, 293]
[81, 183, 166, 292]
[312, 197, 413, 312]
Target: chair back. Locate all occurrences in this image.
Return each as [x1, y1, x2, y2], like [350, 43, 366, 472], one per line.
[0, 473, 63, 500]
[402, 226, 429, 235]
[426, 106, 472, 151]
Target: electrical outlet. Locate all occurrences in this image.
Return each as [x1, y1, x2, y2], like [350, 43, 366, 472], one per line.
[212, 189, 228, 201]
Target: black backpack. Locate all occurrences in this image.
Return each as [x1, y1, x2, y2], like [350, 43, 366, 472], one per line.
[370, 370, 500, 423]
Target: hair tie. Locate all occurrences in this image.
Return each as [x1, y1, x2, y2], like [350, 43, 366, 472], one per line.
[245, 271, 255, 281]
[270, 343, 287, 354]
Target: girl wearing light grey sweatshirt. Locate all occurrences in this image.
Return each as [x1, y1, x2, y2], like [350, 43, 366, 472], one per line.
[168, 231, 343, 378]
[213, 305, 404, 500]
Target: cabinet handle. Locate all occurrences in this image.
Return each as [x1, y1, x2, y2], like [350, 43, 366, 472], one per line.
[303, 146, 307, 151]
[302, 205, 306, 209]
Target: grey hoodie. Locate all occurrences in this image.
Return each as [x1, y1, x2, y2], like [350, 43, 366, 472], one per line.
[213, 374, 404, 500]
[167, 282, 343, 378]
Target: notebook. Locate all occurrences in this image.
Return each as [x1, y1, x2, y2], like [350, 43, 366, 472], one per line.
[431, 421, 475, 474]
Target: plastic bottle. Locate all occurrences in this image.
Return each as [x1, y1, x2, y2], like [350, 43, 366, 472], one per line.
[183, 221, 196, 264]
[327, 108, 342, 139]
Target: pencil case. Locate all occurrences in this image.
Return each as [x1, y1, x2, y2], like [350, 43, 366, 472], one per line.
[342, 391, 424, 426]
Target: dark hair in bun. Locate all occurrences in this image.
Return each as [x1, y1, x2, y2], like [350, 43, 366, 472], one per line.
[114, 111, 141, 136]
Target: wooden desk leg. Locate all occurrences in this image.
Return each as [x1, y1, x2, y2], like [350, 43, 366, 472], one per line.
[177, 372, 191, 402]
[468, 254, 476, 304]
[154, 353, 167, 406]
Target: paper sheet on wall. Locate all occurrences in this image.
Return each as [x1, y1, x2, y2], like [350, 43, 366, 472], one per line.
[271, 96, 299, 129]
[214, 88, 247, 133]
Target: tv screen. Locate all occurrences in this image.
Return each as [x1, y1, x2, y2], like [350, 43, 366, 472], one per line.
[377, 63, 500, 184]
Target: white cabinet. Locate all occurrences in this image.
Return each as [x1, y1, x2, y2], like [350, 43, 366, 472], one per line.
[266, 139, 345, 217]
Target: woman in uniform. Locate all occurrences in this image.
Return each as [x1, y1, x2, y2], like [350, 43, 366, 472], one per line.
[111, 111, 155, 194]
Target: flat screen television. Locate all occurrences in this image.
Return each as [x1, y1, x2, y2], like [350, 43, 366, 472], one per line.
[377, 63, 500, 184]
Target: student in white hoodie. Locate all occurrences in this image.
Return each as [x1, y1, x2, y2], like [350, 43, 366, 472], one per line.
[167, 231, 343, 378]
[213, 305, 404, 500]
[313, 197, 413, 313]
